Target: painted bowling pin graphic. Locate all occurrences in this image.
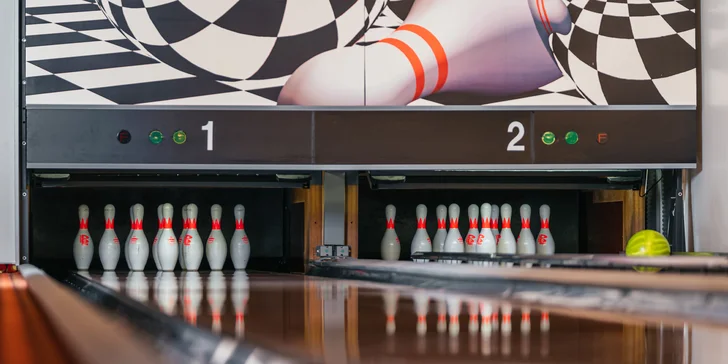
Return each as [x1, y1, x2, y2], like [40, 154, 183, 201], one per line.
[497, 204, 517, 255]
[99, 204, 120, 271]
[183, 204, 204, 271]
[464, 204, 479, 253]
[381, 204, 400, 261]
[537, 205, 555, 255]
[517, 204, 536, 255]
[73, 204, 94, 270]
[491, 205, 501, 244]
[126, 203, 149, 271]
[178, 205, 188, 270]
[152, 204, 162, 270]
[443, 204, 464, 263]
[410, 204, 432, 262]
[230, 204, 251, 270]
[206, 204, 228, 270]
[476, 203, 497, 261]
[157, 203, 178, 271]
[279, 0, 572, 106]
[432, 204, 447, 252]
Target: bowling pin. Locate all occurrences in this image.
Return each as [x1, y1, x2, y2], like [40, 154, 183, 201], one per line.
[477, 203, 497, 265]
[447, 296, 461, 337]
[443, 204, 464, 264]
[517, 204, 536, 256]
[230, 204, 251, 270]
[521, 307, 531, 358]
[183, 204, 204, 271]
[182, 271, 202, 326]
[491, 205, 500, 244]
[98, 204, 120, 271]
[73, 204, 94, 270]
[437, 299, 447, 334]
[464, 204, 479, 254]
[432, 204, 447, 252]
[152, 204, 162, 270]
[537, 205, 555, 255]
[157, 203, 178, 271]
[497, 204, 517, 255]
[381, 204, 401, 261]
[126, 203, 149, 271]
[279, 0, 572, 106]
[206, 204, 228, 270]
[480, 301, 493, 336]
[178, 205, 187, 270]
[410, 204, 432, 262]
[467, 301, 479, 334]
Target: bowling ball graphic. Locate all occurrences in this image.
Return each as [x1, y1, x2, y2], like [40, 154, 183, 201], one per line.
[625, 229, 671, 272]
[95, 0, 389, 81]
[551, 0, 696, 105]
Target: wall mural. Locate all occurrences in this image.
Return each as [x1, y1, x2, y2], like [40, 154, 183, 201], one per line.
[25, 0, 697, 106]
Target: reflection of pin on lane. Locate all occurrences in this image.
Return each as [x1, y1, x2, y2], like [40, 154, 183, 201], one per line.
[279, 0, 571, 106]
[383, 290, 399, 335]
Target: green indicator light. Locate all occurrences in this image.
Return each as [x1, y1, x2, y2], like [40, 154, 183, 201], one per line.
[173, 130, 187, 144]
[565, 131, 579, 145]
[542, 131, 556, 145]
[148, 130, 163, 145]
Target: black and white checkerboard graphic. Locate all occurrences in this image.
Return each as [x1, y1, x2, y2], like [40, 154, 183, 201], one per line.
[552, 0, 697, 105]
[25, 0, 695, 106]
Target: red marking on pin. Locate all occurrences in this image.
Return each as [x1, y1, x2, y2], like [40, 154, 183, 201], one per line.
[469, 218, 478, 229]
[502, 218, 511, 229]
[184, 235, 192, 246]
[541, 219, 550, 229]
[477, 234, 484, 245]
[188, 219, 197, 229]
[79, 219, 89, 229]
[538, 234, 548, 245]
[521, 218, 531, 229]
[168, 236, 176, 244]
[466, 234, 476, 246]
[450, 218, 459, 229]
[130, 236, 138, 244]
[212, 220, 221, 230]
[105, 219, 114, 229]
[79, 234, 90, 246]
[163, 218, 172, 229]
[417, 218, 426, 229]
[437, 218, 446, 229]
[386, 218, 395, 229]
[235, 219, 244, 229]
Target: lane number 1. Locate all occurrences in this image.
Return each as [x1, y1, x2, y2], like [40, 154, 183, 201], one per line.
[507, 121, 525, 152]
[201, 121, 213, 151]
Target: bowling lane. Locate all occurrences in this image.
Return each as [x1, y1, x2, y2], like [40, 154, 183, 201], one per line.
[87, 271, 708, 363]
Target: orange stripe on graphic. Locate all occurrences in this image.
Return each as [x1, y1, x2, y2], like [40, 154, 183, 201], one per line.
[380, 38, 425, 101]
[397, 24, 449, 93]
[537, 0, 553, 34]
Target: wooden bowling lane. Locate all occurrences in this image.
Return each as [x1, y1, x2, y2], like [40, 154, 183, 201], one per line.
[88, 270, 718, 363]
[0, 273, 73, 364]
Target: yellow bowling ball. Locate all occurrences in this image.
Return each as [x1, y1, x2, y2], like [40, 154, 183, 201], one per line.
[626, 229, 671, 272]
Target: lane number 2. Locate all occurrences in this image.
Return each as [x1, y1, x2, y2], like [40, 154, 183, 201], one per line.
[201, 121, 213, 151]
[507, 121, 525, 152]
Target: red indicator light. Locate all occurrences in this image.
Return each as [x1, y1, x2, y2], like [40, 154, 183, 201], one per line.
[597, 133, 609, 144]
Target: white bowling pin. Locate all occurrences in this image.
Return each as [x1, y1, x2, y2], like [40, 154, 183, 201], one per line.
[381, 205, 401, 261]
[279, 0, 572, 106]
[183, 204, 204, 271]
[99, 204, 120, 271]
[413, 290, 429, 336]
[491, 205, 500, 244]
[443, 204, 464, 263]
[73, 204, 94, 270]
[464, 204, 479, 253]
[437, 299, 447, 334]
[232, 271, 250, 338]
[410, 204, 432, 262]
[206, 204, 228, 270]
[126, 203, 149, 271]
[517, 204, 536, 255]
[432, 204, 447, 252]
[207, 271, 227, 334]
[178, 205, 187, 270]
[521, 306, 531, 334]
[157, 203, 178, 271]
[125, 206, 131, 268]
[497, 204, 517, 255]
[476, 203, 497, 263]
[467, 301, 479, 334]
[537, 205, 555, 255]
[230, 204, 251, 270]
[152, 204, 162, 270]
[501, 304, 513, 335]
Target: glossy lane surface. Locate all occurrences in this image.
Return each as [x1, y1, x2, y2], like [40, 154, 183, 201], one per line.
[87, 271, 709, 363]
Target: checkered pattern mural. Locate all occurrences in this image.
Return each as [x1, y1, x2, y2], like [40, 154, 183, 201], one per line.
[24, 0, 696, 106]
